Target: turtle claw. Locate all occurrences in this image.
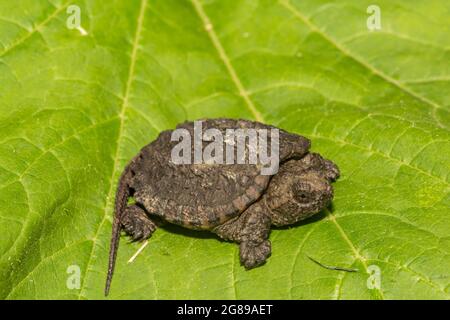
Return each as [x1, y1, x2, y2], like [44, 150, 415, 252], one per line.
[240, 240, 271, 269]
[121, 205, 157, 242]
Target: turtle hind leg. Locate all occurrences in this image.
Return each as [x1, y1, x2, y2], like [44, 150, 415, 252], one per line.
[121, 205, 157, 241]
[214, 201, 272, 268]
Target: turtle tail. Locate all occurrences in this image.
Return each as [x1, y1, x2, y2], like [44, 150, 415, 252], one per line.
[105, 161, 134, 296]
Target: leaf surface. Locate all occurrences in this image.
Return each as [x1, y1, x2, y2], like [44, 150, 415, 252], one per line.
[0, 0, 449, 299]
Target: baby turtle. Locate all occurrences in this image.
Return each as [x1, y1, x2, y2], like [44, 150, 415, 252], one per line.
[105, 118, 339, 295]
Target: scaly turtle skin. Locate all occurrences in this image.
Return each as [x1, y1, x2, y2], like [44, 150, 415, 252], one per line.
[105, 118, 339, 295]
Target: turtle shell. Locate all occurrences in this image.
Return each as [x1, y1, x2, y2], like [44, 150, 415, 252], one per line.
[130, 119, 310, 230]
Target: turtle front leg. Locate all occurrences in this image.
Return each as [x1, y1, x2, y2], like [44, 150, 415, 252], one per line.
[214, 202, 272, 268]
[121, 205, 157, 241]
[239, 240, 271, 269]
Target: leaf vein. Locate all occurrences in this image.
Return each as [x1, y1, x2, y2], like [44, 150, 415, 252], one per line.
[77, 0, 148, 299]
[190, 0, 264, 122]
[278, 0, 447, 129]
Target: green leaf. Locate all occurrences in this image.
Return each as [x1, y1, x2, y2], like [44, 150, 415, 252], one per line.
[0, 0, 449, 300]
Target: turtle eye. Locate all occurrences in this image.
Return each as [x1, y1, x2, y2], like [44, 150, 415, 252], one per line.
[293, 183, 312, 203]
[296, 192, 311, 203]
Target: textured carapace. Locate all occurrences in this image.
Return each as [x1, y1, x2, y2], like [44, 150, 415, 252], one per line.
[105, 118, 339, 296]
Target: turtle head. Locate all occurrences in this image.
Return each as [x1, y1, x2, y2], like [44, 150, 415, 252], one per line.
[266, 155, 338, 226]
